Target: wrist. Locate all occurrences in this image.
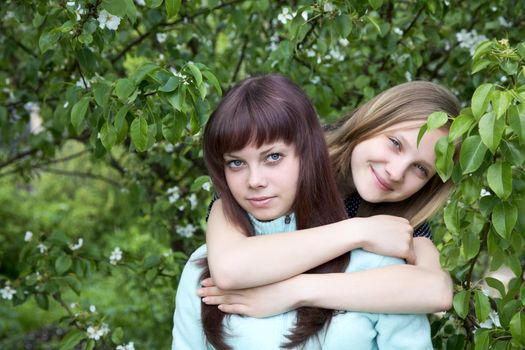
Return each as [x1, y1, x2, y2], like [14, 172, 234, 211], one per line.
[345, 218, 366, 250]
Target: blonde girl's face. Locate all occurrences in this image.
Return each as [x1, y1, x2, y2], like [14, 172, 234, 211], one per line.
[223, 141, 300, 221]
[350, 121, 448, 203]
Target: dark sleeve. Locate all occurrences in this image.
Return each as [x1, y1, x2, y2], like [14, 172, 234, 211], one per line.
[414, 222, 432, 240]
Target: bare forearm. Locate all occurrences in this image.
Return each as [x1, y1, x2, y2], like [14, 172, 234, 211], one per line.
[208, 219, 363, 289]
[296, 264, 452, 313]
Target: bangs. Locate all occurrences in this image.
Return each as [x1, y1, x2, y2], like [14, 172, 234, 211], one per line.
[212, 94, 297, 155]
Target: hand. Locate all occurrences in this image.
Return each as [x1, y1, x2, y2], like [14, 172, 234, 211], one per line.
[197, 277, 300, 318]
[353, 215, 416, 264]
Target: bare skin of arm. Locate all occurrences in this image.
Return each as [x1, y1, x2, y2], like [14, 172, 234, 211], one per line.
[207, 199, 416, 290]
[199, 238, 453, 315]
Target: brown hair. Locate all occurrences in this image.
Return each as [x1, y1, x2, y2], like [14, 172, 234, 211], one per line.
[326, 81, 460, 226]
[201, 74, 349, 349]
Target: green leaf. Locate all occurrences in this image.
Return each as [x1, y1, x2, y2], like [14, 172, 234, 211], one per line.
[102, 0, 128, 16]
[471, 59, 491, 74]
[448, 113, 474, 141]
[474, 290, 491, 322]
[64, 275, 82, 296]
[508, 105, 525, 144]
[71, 97, 90, 133]
[490, 90, 512, 119]
[55, 255, 73, 275]
[427, 111, 448, 130]
[85, 339, 95, 350]
[161, 113, 185, 144]
[35, 293, 49, 310]
[474, 329, 489, 350]
[368, 0, 383, 10]
[191, 175, 212, 192]
[115, 79, 135, 102]
[492, 201, 517, 239]
[202, 70, 222, 96]
[510, 311, 525, 345]
[39, 30, 61, 53]
[60, 329, 87, 350]
[416, 124, 427, 147]
[187, 62, 202, 86]
[462, 231, 480, 260]
[333, 14, 353, 38]
[434, 136, 454, 181]
[111, 327, 124, 344]
[453, 290, 470, 319]
[93, 81, 113, 108]
[130, 116, 148, 152]
[485, 277, 506, 298]
[143, 255, 161, 269]
[443, 202, 460, 234]
[460, 135, 487, 174]
[167, 91, 183, 111]
[366, 16, 382, 36]
[478, 112, 504, 154]
[130, 62, 159, 85]
[100, 122, 117, 151]
[146, 0, 163, 8]
[471, 84, 493, 120]
[487, 161, 512, 200]
[158, 76, 180, 92]
[501, 139, 525, 166]
[165, 0, 181, 18]
[472, 40, 493, 61]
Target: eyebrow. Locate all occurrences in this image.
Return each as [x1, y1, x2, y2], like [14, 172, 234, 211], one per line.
[398, 135, 435, 171]
[223, 145, 282, 159]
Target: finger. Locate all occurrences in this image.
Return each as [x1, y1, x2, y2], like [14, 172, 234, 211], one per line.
[405, 248, 417, 265]
[202, 295, 236, 305]
[201, 278, 215, 287]
[196, 286, 223, 297]
[218, 303, 250, 316]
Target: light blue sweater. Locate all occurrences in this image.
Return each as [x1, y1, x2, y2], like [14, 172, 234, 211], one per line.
[172, 214, 432, 349]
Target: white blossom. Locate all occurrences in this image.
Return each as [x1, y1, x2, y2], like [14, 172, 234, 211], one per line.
[164, 143, 174, 153]
[109, 247, 123, 265]
[338, 38, 349, 47]
[480, 188, 490, 197]
[156, 33, 168, 43]
[310, 76, 320, 84]
[1, 284, 16, 300]
[89, 305, 97, 313]
[498, 17, 511, 28]
[70, 302, 78, 309]
[393, 27, 403, 36]
[169, 67, 190, 85]
[178, 204, 185, 211]
[75, 78, 91, 89]
[98, 10, 121, 31]
[277, 8, 293, 24]
[443, 0, 450, 6]
[116, 342, 135, 350]
[37, 243, 48, 254]
[479, 310, 501, 328]
[63, 101, 69, 108]
[301, 11, 308, 21]
[177, 224, 197, 238]
[201, 182, 211, 192]
[455, 29, 488, 56]
[188, 193, 197, 209]
[135, 0, 146, 5]
[66, 1, 76, 6]
[405, 71, 413, 81]
[329, 48, 345, 61]
[69, 238, 83, 251]
[87, 323, 110, 341]
[306, 49, 316, 58]
[323, 2, 335, 12]
[24, 231, 33, 242]
[167, 186, 180, 204]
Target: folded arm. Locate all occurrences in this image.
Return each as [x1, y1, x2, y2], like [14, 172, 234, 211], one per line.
[200, 238, 452, 314]
[206, 199, 415, 290]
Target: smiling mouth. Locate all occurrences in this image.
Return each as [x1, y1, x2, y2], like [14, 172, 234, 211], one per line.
[370, 167, 394, 191]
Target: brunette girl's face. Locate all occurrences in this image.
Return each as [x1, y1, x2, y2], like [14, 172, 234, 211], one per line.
[223, 141, 300, 221]
[351, 120, 448, 203]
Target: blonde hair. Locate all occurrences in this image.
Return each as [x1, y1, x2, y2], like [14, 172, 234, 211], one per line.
[326, 81, 460, 227]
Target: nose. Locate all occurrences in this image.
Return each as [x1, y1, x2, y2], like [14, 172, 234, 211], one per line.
[247, 166, 267, 188]
[385, 158, 408, 182]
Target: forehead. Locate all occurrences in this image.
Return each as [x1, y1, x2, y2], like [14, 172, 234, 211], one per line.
[225, 140, 295, 155]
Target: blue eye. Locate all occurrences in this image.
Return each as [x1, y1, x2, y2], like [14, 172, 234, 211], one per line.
[267, 153, 282, 162]
[227, 160, 244, 168]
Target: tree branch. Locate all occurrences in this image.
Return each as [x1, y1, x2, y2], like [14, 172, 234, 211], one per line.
[37, 167, 121, 187]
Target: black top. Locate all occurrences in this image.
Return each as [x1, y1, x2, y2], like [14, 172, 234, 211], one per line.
[344, 193, 432, 239]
